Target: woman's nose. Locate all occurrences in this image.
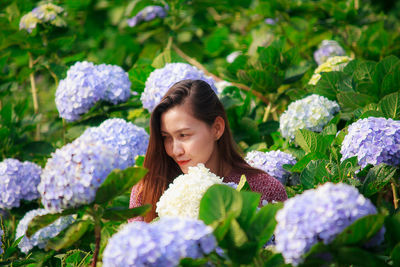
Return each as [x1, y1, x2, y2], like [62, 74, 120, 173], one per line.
[172, 140, 184, 156]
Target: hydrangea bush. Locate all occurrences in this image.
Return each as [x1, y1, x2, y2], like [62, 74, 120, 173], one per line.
[340, 117, 400, 168]
[279, 94, 340, 140]
[80, 118, 149, 169]
[308, 56, 352, 85]
[19, 3, 66, 33]
[38, 136, 119, 212]
[55, 61, 131, 121]
[313, 40, 346, 65]
[127, 5, 168, 27]
[0, 159, 42, 209]
[245, 150, 297, 184]
[140, 63, 218, 112]
[156, 164, 224, 218]
[103, 217, 216, 267]
[15, 209, 75, 253]
[274, 182, 384, 266]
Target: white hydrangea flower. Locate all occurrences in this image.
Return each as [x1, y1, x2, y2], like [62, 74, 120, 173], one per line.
[308, 56, 352, 85]
[215, 80, 232, 94]
[279, 94, 340, 140]
[226, 51, 242, 63]
[156, 164, 224, 218]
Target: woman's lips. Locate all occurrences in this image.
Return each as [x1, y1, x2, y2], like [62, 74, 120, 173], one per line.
[177, 160, 190, 165]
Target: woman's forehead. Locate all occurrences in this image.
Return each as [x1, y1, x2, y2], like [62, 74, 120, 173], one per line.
[160, 104, 201, 133]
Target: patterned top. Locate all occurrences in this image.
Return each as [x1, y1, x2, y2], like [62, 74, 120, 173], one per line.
[128, 169, 288, 222]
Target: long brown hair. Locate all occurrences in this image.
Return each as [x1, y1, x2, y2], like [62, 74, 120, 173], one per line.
[140, 79, 262, 222]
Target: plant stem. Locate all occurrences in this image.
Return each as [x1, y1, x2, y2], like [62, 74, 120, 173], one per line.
[172, 44, 270, 105]
[28, 52, 40, 140]
[391, 180, 399, 210]
[91, 205, 102, 267]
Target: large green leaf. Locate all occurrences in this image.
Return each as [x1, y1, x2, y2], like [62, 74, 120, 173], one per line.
[384, 211, 400, 249]
[199, 184, 242, 226]
[331, 214, 385, 247]
[236, 191, 260, 228]
[337, 92, 374, 112]
[151, 48, 183, 69]
[314, 71, 349, 100]
[102, 205, 151, 221]
[335, 246, 389, 267]
[205, 26, 229, 56]
[360, 164, 398, 197]
[289, 152, 328, 173]
[95, 166, 148, 205]
[391, 243, 400, 267]
[294, 129, 330, 155]
[46, 220, 92, 251]
[378, 92, 400, 119]
[300, 160, 330, 189]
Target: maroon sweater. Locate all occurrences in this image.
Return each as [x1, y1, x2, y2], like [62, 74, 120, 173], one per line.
[128, 170, 287, 222]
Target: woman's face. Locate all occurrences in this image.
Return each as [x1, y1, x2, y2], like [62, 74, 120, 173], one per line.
[160, 102, 224, 174]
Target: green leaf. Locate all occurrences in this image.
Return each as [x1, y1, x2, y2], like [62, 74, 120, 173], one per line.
[290, 152, 328, 173]
[248, 203, 283, 247]
[314, 71, 349, 100]
[294, 129, 330, 155]
[95, 166, 148, 205]
[0, 102, 12, 126]
[236, 191, 260, 228]
[151, 49, 183, 69]
[385, 212, 400, 249]
[335, 246, 389, 267]
[26, 209, 78, 238]
[332, 214, 385, 247]
[360, 164, 398, 197]
[378, 92, 400, 119]
[391, 243, 400, 267]
[300, 160, 330, 189]
[205, 26, 229, 56]
[237, 174, 252, 192]
[46, 220, 92, 251]
[373, 55, 400, 97]
[102, 205, 151, 221]
[22, 141, 54, 156]
[229, 218, 248, 247]
[337, 92, 375, 112]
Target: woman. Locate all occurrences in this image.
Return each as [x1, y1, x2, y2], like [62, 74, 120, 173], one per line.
[129, 79, 287, 222]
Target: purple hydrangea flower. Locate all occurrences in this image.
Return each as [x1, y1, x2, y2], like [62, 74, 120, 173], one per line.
[15, 208, 75, 253]
[55, 61, 105, 121]
[264, 18, 277, 25]
[80, 118, 149, 169]
[340, 117, 400, 168]
[274, 182, 384, 266]
[245, 150, 296, 184]
[55, 61, 132, 122]
[38, 135, 119, 212]
[96, 64, 132, 104]
[103, 217, 216, 267]
[313, 40, 346, 66]
[0, 159, 42, 209]
[141, 63, 217, 112]
[127, 5, 168, 27]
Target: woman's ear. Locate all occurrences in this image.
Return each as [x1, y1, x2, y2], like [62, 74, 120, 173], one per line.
[213, 116, 225, 140]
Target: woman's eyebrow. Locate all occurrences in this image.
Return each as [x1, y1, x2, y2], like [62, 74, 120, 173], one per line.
[161, 128, 191, 134]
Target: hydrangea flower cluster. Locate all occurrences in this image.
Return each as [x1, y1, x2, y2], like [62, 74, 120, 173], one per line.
[102, 217, 216, 267]
[308, 56, 352, 85]
[80, 118, 149, 170]
[279, 94, 340, 140]
[127, 5, 168, 27]
[0, 159, 42, 209]
[264, 18, 277, 25]
[274, 182, 384, 266]
[55, 61, 131, 121]
[340, 117, 400, 168]
[15, 209, 75, 253]
[141, 63, 218, 112]
[19, 3, 66, 33]
[38, 135, 119, 212]
[156, 164, 224, 218]
[245, 150, 297, 184]
[313, 40, 346, 66]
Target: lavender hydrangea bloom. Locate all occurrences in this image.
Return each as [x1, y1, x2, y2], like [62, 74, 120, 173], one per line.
[314, 40, 346, 66]
[340, 117, 400, 168]
[0, 159, 42, 209]
[38, 136, 119, 212]
[103, 217, 216, 267]
[80, 118, 149, 169]
[96, 64, 132, 104]
[245, 150, 296, 184]
[15, 209, 75, 253]
[55, 61, 105, 121]
[141, 63, 218, 112]
[264, 18, 277, 25]
[274, 182, 384, 266]
[127, 5, 168, 27]
[19, 3, 66, 33]
[279, 94, 340, 140]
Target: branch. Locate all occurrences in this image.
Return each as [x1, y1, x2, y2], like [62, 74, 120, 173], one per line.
[172, 44, 270, 105]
